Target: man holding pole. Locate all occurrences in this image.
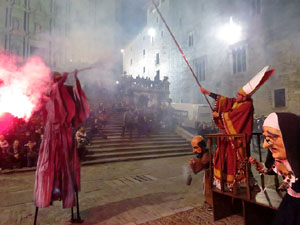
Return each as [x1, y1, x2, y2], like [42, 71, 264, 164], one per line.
[200, 66, 274, 190]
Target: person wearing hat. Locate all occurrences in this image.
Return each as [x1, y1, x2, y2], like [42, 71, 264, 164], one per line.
[250, 112, 300, 225]
[200, 66, 275, 190]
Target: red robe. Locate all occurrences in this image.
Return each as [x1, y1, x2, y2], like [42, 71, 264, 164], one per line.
[34, 75, 89, 208]
[213, 95, 253, 187]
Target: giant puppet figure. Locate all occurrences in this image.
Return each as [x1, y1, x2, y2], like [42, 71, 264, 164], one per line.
[34, 70, 89, 224]
[200, 66, 275, 189]
[188, 136, 213, 206]
[250, 113, 300, 225]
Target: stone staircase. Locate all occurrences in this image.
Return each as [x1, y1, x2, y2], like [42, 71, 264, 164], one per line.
[0, 111, 193, 174]
[82, 111, 193, 166]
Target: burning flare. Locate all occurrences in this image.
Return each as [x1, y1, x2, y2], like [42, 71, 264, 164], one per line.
[0, 52, 50, 131]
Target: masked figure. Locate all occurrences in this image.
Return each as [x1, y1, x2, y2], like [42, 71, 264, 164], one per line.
[250, 112, 300, 225]
[201, 66, 274, 189]
[189, 136, 212, 206]
[34, 71, 89, 209]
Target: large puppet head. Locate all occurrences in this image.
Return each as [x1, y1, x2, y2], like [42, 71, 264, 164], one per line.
[191, 135, 207, 158]
[262, 112, 300, 177]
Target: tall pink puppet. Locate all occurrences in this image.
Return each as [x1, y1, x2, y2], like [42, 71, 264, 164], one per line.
[34, 70, 89, 224]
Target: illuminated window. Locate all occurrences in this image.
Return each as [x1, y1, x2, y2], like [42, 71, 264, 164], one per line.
[274, 88, 286, 107]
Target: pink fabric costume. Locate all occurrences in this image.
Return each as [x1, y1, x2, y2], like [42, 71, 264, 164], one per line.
[34, 73, 89, 208]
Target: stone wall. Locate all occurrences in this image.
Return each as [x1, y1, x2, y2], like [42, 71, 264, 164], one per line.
[122, 0, 300, 116]
[0, 0, 120, 72]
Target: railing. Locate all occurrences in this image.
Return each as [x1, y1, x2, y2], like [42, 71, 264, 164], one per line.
[206, 133, 251, 200]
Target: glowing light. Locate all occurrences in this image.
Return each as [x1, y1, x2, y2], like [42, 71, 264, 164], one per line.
[0, 53, 50, 123]
[148, 28, 156, 37]
[120, 49, 124, 53]
[217, 17, 242, 45]
[116, 80, 119, 84]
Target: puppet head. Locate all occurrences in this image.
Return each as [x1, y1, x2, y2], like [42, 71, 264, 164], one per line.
[262, 112, 286, 160]
[263, 112, 300, 177]
[191, 135, 206, 158]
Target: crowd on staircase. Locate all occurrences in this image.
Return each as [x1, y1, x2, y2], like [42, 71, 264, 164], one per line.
[1, 74, 270, 171]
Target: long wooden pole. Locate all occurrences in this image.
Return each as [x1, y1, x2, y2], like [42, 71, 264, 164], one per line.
[152, 0, 213, 111]
[68, 66, 94, 75]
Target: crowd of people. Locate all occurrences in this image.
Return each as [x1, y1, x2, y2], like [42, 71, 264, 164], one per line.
[0, 116, 42, 170]
[0, 100, 270, 171]
[121, 102, 176, 138]
[119, 74, 170, 91]
[1, 71, 271, 171]
[194, 121, 218, 139]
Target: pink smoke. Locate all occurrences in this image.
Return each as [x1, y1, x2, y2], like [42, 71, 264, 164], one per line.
[0, 52, 50, 129]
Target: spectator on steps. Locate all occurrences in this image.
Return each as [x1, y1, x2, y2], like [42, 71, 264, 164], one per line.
[122, 108, 136, 139]
[90, 119, 108, 140]
[0, 135, 10, 169]
[25, 140, 38, 167]
[9, 139, 25, 169]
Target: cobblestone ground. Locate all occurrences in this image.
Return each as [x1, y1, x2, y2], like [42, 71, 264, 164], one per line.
[0, 156, 209, 225]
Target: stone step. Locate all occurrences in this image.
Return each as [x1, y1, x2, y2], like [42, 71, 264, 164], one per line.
[84, 147, 191, 160]
[81, 152, 193, 166]
[91, 130, 172, 135]
[88, 139, 188, 148]
[107, 119, 123, 123]
[91, 136, 185, 144]
[85, 125, 122, 130]
[91, 133, 182, 140]
[87, 143, 190, 152]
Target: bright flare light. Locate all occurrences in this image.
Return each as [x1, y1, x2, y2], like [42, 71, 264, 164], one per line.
[0, 53, 50, 122]
[217, 17, 242, 45]
[120, 49, 124, 53]
[147, 28, 156, 37]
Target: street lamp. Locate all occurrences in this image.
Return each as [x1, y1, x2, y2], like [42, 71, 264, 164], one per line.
[147, 28, 156, 37]
[217, 17, 242, 45]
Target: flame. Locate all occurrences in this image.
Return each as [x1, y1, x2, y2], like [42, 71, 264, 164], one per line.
[0, 52, 50, 132]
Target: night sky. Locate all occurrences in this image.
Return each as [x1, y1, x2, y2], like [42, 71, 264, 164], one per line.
[116, 0, 148, 45]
